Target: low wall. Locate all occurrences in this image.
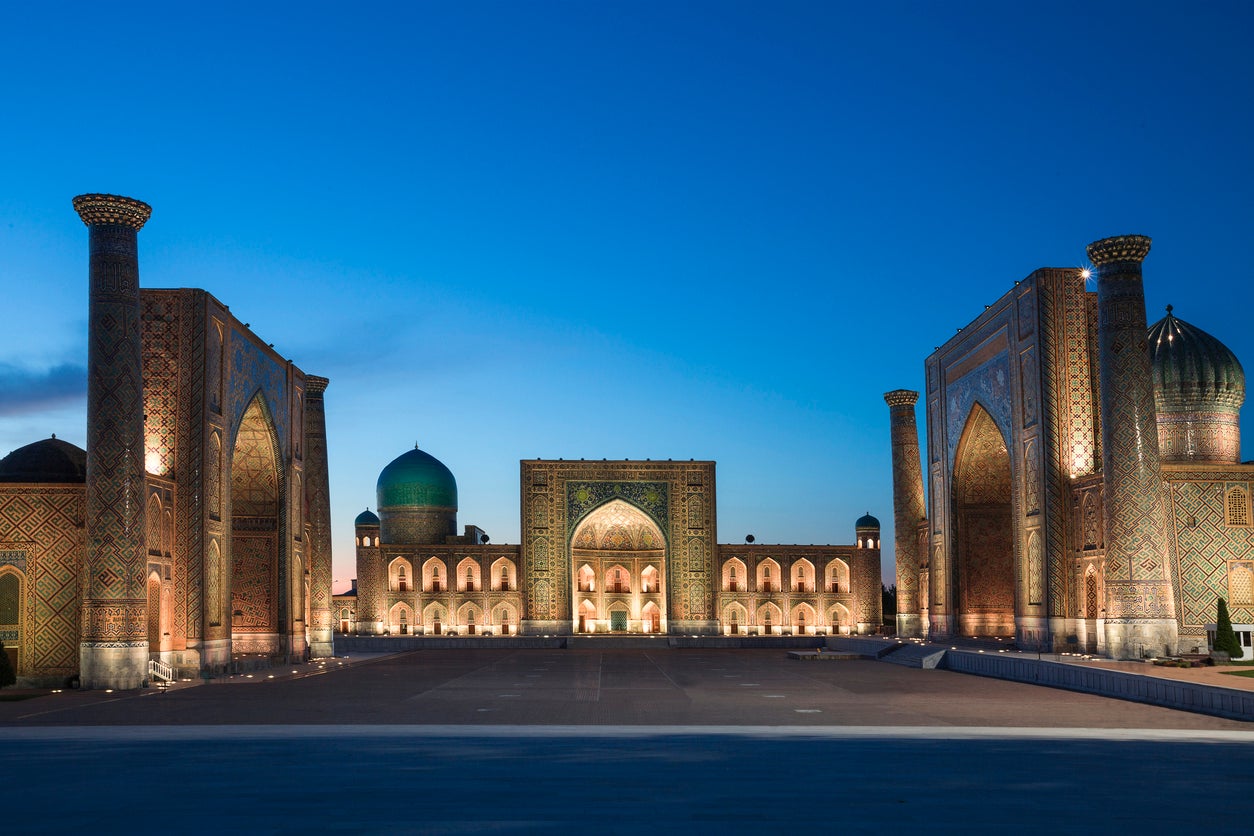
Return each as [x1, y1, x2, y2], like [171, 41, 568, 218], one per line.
[334, 635, 826, 653]
[942, 650, 1254, 722]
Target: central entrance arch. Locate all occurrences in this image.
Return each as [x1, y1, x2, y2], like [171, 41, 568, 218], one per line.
[570, 499, 666, 633]
[229, 394, 283, 656]
[951, 404, 1016, 637]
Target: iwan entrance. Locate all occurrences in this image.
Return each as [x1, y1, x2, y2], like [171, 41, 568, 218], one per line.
[571, 499, 667, 633]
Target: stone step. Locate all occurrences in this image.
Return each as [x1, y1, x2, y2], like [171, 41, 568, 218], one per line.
[881, 645, 948, 669]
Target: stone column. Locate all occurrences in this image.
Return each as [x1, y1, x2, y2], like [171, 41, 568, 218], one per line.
[885, 390, 926, 637]
[73, 193, 153, 689]
[1087, 235, 1178, 659]
[303, 375, 335, 657]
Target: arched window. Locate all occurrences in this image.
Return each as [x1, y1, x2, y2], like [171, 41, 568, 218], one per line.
[466, 566, 475, 591]
[1227, 486, 1250, 527]
[397, 566, 408, 592]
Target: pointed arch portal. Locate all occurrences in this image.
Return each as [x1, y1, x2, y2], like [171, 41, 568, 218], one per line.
[570, 499, 667, 633]
[229, 394, 283, 654]
[951, 403, 1016, 637]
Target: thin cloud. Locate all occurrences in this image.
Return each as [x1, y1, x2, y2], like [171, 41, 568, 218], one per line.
[0, 363, 86, 416]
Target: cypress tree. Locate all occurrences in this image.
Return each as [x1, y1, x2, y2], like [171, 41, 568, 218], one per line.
[1213, 597, 1243, 661]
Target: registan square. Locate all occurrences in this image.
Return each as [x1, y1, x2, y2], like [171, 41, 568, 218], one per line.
[2, 3, 1253, 833]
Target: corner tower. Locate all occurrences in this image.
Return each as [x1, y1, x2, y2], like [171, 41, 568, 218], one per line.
[1087, 234, 1178, 658]
[73, 193, 153, 689]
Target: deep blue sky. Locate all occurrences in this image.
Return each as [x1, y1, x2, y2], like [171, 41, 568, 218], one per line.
[2, 2, 1251, 590]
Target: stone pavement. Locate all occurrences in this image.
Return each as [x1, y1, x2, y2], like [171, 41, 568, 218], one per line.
[1, 648, 1249, 729]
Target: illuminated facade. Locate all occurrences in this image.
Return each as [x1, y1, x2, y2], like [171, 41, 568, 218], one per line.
[350, 457, 882, 637]
[0, 195, 334, 688]
[888, 235, 1253, 659]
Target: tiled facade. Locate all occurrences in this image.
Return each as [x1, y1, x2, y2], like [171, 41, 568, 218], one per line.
[890, 236, 1251, 658]
[350, 459, 881, 637]
[0, 195, 334, 688]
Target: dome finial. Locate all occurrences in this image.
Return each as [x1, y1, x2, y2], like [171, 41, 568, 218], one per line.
[1166, 304, 1173, 315]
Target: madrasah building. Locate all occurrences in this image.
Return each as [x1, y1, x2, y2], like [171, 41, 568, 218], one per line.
[887, 235, 1253, 660]
[0, 193, 882, 689]
[0, 195, 335, 689]
[343, 455, 882, 639]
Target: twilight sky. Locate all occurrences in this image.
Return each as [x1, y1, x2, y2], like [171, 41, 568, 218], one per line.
[1, 2, 1251, 590]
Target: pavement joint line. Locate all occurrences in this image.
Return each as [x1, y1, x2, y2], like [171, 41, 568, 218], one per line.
[641, 651, 683, 691]
[4, 725, 1254, 742]
[402, 652, 522, 702]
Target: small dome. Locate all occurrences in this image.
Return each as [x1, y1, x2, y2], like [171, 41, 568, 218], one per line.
[376, 447, 457, 510]
[855, 512, 880, 529]
[354, 508, 380, 527]
[0, 436, 87, 483]
[1149, 307, 1245, 413]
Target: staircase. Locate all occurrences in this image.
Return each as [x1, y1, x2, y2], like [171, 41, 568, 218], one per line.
[148, 659, 175, 684]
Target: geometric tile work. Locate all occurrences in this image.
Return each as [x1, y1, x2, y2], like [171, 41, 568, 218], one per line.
[229, 337, 291, 459]
[1038, 270, 1092, 618]
[231, 397, 280, 519]
[885, 390, 925, 626]
[0, 487, 86, 678]
[82, 213, 149, 644]
[141, 295, 180, 478]
[945, 351, 1013, 470]
[229, 395, 281, 634]
[571, 499, 664, 550]
[952, 405, 1015, 617]
[1089, 236, 1175, 621]
[521, 461, 715, 628]
[304, 376, 333, 642]
[1168, 477, 1254, 628]
[231, 533, 278, 630]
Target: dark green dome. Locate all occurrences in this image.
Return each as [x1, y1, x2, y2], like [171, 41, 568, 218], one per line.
[1149, 307, 1245, 412]
[0, 436, 86, 483]
[376, 447, 457, 510]
[354, 508, 380, 527]
[855, 512, 880, 529]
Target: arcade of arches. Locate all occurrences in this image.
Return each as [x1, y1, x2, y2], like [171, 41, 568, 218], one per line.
[350, 458, 883, 638]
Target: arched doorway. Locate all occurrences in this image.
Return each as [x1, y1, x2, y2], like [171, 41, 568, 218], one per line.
[229, 394, 283, 657]
[951, 404, 1015, 637]
[570, 499, 666, 634]
[0, 569, 22, 678]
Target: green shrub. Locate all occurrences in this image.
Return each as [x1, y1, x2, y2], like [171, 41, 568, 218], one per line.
[1214, 598, 1243, 661]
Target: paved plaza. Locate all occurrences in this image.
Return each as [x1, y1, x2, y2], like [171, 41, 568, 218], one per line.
[3, 649, 1252, 833]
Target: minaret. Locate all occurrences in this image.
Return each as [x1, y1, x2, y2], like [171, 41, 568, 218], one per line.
[884, 389, 925, 637]
[73, 193, 153, 689]
[1087, 234, 1178, 658]
[304, 375, 334, 657]
[354, 509, 383, 635]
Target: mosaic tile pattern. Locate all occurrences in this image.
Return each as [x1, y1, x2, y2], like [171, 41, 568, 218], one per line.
[80, 203, 150, 650]
[521, 461, 715, 629]
[304, 377, 334, 647]
[1167, 477, 1254, 627]
[0, 488, 84, 678]
[1089, 236, 1176, 622]
[885, 390, 924, 630]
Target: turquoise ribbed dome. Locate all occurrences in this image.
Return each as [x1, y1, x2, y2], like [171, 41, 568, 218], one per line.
[1148, 307, 1245, 412]
[376, 447, 458, 510]
[855, 512, 880, 529]
[354, 508, 380, 527]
